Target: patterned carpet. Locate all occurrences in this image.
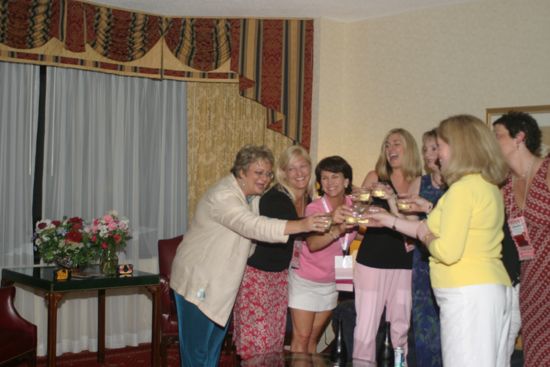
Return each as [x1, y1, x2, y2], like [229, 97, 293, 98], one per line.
[32, 344, 179, 367]
[28, 344, 238, 367]
[23, 344, 522, 366]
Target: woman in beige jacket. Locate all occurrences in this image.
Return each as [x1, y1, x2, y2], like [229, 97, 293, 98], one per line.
[170, 145, 329, 367]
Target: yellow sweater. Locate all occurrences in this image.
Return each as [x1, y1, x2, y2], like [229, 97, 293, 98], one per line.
[427, 174, 511, 289]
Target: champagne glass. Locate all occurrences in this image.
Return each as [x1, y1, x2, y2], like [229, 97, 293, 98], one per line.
[319, 213, 333, 232]
[396, 198, 412, 212]
[348, 193, 368, 224]
[353, 187, 372, 203]
[371, 183, 388, 199]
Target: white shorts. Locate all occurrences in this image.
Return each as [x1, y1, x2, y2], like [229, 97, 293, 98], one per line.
[288, 269, 337, 312]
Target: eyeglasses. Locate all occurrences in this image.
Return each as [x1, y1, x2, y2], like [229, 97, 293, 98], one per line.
[254, 171, 274, 180]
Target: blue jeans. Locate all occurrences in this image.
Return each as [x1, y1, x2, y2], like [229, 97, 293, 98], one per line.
[174, 293, 229, 367]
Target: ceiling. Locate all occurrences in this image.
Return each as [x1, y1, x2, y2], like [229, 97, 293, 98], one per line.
[90, 0, 478, 22]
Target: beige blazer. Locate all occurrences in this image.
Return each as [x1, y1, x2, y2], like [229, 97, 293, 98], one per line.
[170, 175, 288, 326]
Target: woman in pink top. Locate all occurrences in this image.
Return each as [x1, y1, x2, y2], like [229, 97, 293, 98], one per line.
[288, 156, 357, 353]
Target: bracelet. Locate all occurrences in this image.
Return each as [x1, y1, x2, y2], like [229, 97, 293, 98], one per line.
[391, 216, 398, 231]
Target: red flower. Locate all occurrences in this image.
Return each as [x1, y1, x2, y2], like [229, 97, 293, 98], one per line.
[101, 242, 108, 249]
[52, 220, 62, 227]
[68, 217, 83, 224]
[66, 230, 83, 243]
[37, 222, 48, 230]
[113, 234, 122, 244]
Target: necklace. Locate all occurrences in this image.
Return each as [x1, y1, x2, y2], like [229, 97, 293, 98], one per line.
[512, 156, 536, 212]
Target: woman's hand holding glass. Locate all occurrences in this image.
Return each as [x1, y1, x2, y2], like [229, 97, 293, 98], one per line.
[331, 204, 355, 228]
[298, 213, 338, 233]
[346, 188, 372, 224]
[369, 182, 395, 200]
[396, 194, 433, 214]
[363, 206, 393, 228]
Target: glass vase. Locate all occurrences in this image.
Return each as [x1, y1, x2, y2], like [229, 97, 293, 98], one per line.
[100, 247, 119, 276]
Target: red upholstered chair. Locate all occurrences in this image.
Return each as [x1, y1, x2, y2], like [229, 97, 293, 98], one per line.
[0, 286, 37, 366]
[158, 234, 184, 367]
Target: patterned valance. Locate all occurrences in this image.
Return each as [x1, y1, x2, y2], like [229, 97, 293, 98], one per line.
[0, 0, 312, 148]
[229, 19, 313, 148]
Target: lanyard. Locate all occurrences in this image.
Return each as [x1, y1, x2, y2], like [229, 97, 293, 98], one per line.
[321, 196, 350, 252]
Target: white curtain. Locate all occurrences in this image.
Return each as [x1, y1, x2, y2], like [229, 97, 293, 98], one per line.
[0, 61, 39, 268]
[0, 61, 187, 356]
[0, 62, 56, 357]
[0, 62, 43, 344]
[41, 66, 187, 355]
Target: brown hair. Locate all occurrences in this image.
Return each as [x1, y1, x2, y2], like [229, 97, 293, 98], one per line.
[230, 145, 274, 178]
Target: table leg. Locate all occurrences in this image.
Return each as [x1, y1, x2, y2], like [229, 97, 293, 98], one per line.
[46, 292, 64, 367]
[146, 285, 161, 367]
[98, 289, 106, 363]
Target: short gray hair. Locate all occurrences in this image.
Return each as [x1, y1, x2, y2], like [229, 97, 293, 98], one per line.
[230, 145, 275, 177]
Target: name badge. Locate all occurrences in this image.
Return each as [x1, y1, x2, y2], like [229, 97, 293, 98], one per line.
[507, 216, 535, 261]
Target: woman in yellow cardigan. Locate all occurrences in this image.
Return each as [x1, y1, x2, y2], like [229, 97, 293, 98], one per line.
[367, 115, 511, 367]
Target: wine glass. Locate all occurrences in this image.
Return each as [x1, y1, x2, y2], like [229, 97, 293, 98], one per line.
[319, 213, 333, 232]
[349, 187, 371, 224]
[370, 183, 389, 199]
[396, 198, 413, 212]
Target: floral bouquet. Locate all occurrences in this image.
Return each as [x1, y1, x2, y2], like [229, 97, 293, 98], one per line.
[86, 210, 131, 275]
[86, 210, 131, 254]
[34, 216, 95, 269]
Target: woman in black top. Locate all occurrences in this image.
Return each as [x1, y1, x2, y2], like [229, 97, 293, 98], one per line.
[232, 145, 314, 360]
[353, 128, 422, 363]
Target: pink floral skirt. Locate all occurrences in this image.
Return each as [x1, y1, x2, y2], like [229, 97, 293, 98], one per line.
[232, 265, 289, 360]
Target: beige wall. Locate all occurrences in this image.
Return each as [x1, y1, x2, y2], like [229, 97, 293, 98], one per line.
[312, 0, 550, 184]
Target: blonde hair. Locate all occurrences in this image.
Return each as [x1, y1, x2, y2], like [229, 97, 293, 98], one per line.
[274, 145, 314, 200]
[422, 129, 438, 174]
[437, 115, 508, 186]
[375, 128, 422, 182]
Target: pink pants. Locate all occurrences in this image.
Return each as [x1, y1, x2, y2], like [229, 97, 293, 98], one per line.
[352, 264, 412, 362]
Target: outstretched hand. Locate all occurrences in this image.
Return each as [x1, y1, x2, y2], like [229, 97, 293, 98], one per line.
[397, 194, 432, 214]
[365, 207, 393, 228]
[332, 204, 353, 225]
[303, 212, 334, 233]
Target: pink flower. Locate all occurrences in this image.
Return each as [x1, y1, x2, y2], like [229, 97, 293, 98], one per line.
[108, 222, 117, 231]
[101, 242, 108, 249]
[103, 215, 114, 223]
